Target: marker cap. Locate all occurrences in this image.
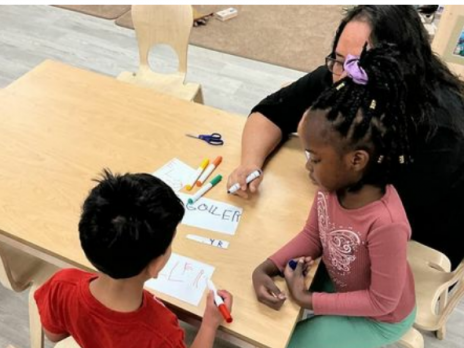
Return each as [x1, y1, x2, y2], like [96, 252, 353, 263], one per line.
[218, 304, 233, 323]
[212, 156, 223, 166]
[210, 174, 223, 186]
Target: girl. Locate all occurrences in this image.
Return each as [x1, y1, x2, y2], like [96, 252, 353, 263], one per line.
[252, 44, 416, 348]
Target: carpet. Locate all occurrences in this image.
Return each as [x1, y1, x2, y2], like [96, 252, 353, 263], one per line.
[115, 5, 344, 72]
[54, 5, 131, 20]
[57, 5, 345, 72]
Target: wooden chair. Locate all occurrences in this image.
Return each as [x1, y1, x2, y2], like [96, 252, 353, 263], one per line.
[0, 242, 59, 348]
[398, 327, 424, 348]
[55, 337, 80, 348]
[118, 5, 203, 103]
[407, 240, 464, 340]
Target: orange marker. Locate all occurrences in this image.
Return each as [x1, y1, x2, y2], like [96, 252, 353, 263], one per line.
[196, 156, 222, 187]
[207, 279, 233, 323]
[186, 159, 209, 191]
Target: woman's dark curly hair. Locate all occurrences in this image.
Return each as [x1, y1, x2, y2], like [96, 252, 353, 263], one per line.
[331, 6, 464, 137]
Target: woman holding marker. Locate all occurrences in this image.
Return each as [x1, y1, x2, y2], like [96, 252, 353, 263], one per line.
[228, 170, 261, 195]
[229, 5, 464, 268]
[253, 44, 417, 348]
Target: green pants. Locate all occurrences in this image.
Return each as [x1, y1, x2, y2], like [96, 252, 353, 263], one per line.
[288, 264, 416, 348]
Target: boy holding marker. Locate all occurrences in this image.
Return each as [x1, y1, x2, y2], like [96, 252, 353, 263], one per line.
[34, 169, 233, 348]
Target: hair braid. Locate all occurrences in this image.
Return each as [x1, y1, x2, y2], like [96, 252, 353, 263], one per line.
[311, 43, 413, 187]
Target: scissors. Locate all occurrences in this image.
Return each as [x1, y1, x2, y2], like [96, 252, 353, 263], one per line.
[185, 132, 224, 146]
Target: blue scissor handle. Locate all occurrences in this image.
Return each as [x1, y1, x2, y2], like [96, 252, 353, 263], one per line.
[199, 133, 224, 146]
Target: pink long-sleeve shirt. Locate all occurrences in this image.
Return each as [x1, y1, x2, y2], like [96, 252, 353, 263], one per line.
[270, 185, 415, 323]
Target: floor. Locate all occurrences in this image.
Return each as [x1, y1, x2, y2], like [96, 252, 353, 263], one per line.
[0, 5, 463, 348]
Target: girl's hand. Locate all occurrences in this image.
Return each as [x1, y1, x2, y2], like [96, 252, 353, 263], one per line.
[283, 257, 313, 308]
[252, 261, 287, 310]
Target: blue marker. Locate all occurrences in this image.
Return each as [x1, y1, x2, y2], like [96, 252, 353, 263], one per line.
[288, 259, 307, 276]
[288, 259, 298, 270]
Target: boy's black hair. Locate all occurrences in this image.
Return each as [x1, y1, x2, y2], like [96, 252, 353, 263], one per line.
[310, 43, 410, 189]
[79, 169, 185, 279]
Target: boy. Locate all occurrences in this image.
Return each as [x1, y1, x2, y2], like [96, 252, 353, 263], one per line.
[35, 170, 232, 348]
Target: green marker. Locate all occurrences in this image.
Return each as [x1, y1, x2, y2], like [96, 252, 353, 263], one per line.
[187, 174, 223, 205]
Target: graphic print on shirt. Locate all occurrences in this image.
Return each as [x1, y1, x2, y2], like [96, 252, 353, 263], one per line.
[317, 192, 361, 288]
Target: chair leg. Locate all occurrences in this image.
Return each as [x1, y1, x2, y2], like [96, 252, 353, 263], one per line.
[436, 326, 446, 340]
[28, 264, 57, 348]
[193, 86, 204, 104]
[29, 283, 44, 348]
[436, 288, 448, 339]
[398, 328, 424, 348]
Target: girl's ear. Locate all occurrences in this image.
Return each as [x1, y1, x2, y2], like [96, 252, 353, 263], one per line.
[350, 150, 370, 171]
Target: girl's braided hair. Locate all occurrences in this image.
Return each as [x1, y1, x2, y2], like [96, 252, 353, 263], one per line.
[333, 6, 464, 137]
[311, 43, 412, 188]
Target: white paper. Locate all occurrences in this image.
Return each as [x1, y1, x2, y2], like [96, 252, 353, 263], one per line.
[152, 158, 195, 192]
[145, 253, 214, 306]
[186, 234, 230, 249]
[178, 193, 242, 235]
[152, 159, 242, 235]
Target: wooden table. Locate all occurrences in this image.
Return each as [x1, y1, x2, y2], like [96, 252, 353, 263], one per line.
[0, 60, 317, 348]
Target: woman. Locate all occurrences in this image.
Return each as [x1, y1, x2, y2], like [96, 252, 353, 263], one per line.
[228, 5, 464, 268]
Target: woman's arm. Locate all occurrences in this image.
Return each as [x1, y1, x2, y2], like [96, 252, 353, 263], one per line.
[228, 66, 332, 197]
[227, 113, 282, 197]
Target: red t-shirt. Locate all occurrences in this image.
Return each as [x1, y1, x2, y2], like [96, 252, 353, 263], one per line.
[34, 269, 186, 348]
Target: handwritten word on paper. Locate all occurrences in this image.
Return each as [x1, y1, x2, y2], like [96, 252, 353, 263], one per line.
[152, 158, 195, 192]
[178, 193, 242, 235]
[145, 253, 214, 306]
[186, 234, 230, 249]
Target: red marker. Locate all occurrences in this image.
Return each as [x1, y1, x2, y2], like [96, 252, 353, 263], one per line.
[207, 279, 233, 323]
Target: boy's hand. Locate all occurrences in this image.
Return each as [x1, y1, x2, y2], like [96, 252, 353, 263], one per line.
[203, 289, 233, 329]
[252, 267, 286, 310]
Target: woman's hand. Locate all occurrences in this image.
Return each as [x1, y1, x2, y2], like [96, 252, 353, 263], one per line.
[252, 260, 286, 310]
[227, 164, 263, 198]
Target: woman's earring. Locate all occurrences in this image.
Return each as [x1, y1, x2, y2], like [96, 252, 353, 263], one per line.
[377, 155, 384, 164]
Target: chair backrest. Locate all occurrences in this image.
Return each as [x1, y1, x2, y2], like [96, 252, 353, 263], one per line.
[408, 240, 464, 332]
[131, 5, 193, 76]
[437, 259, 464, 327]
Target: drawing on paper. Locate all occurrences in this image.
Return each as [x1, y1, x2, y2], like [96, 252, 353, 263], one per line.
[145, 253, 215, 306]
